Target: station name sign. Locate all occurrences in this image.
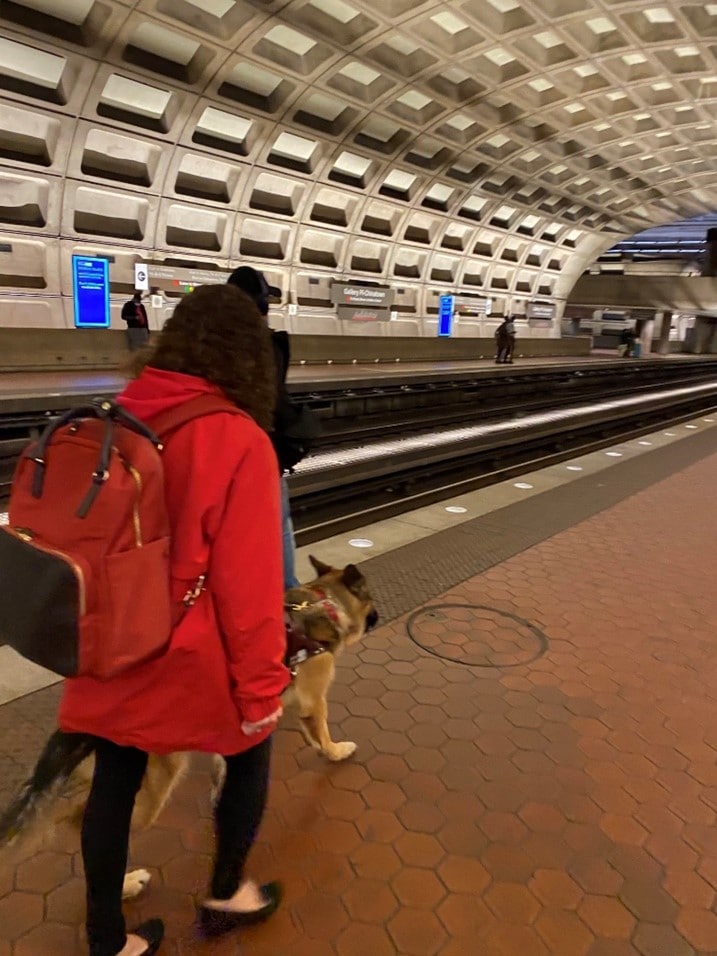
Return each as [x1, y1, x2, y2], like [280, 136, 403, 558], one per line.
[330, 284, 394, 308]
[527, 301, 556, 321]
[330, 282, 394, 321]
[453, 295, 492, 315]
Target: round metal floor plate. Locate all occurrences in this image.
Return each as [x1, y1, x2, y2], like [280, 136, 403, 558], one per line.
[406, 603, 549, 668]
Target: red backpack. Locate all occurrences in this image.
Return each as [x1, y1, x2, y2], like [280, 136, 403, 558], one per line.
[0, 395, 236, 679]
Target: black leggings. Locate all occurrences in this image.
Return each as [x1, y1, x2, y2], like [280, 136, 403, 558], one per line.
[82, 736, 272, 956]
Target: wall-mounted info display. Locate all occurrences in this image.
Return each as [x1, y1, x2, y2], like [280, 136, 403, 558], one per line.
[437, 295, 455, 337]
[72, 256, 110, 329]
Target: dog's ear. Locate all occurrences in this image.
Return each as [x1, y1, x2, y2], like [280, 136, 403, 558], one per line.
[309, 555, 333, 577]
[341, 564, 364, 590]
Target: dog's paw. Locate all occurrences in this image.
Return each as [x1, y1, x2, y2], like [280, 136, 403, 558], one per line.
[122, 868, 151, 900]
[326, 741, 357, 762]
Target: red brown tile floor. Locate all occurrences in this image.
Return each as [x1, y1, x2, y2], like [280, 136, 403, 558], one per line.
[2, 449, 717, 955]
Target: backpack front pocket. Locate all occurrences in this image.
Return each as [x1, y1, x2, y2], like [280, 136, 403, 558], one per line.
[100, 536, 172, 679]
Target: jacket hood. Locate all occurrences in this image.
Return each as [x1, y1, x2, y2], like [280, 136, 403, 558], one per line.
[118, 367, 224, 423]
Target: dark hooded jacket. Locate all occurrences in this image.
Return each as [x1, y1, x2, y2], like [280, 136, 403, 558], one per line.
[227, 268, 319, 472]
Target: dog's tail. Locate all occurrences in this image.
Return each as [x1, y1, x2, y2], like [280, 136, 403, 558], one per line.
[0, 730, 96, 848]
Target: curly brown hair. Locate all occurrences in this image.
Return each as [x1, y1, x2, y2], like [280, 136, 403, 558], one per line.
[138, 284, 276, 431]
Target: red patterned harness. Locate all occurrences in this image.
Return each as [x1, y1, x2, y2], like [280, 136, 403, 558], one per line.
[284, 588, 340, 676]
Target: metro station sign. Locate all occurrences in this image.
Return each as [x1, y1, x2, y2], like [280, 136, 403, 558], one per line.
[330, 281, 394, 321]
[453, 295, 492, 316]
[329, 283, 394, 308]
[527, 301, 557, 320]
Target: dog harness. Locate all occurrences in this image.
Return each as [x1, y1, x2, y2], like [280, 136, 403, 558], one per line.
[295, 588, 341, 624]
[284, 621, 325, 674]
[284, 588, 341, 676]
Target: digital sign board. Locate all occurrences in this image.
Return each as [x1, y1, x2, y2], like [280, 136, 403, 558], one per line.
[437, 295, 455, 337]
[72, 256, 110, 329]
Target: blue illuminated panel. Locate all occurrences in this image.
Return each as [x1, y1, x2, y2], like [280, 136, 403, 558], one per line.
[437, 295, 454, 337]
[72, 256, 110, 328]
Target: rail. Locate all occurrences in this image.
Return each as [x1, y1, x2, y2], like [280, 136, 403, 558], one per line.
[2, 363, 717, 536]
[290, 379, 717, 542]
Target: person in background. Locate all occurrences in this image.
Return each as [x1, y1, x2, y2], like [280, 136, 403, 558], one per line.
[495, 315, 516, 364]
[619, 325, 635, 358]
[227, 267, 319, 590]
[60, 284, 289, 956]
[121, 292, 150, 351]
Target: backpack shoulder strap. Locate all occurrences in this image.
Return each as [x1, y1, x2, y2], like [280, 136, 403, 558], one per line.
[147, 395, 242, 443]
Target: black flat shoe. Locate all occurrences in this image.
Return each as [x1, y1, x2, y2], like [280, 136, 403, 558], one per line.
[130, 918, 164, 955]
[199, 882, 282, 938]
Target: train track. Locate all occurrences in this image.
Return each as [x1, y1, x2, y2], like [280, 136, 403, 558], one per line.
[291, 379, 717, 544]
[2, 365, 717, 532]
[305, 358, 717, 446]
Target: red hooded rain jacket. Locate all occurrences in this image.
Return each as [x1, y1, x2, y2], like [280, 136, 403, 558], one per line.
[59, 368, 289, 755]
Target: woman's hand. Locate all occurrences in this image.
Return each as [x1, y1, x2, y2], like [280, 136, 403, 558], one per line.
[241, 705, 283, 736]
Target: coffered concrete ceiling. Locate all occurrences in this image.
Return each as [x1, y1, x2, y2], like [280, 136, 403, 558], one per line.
[0, 0, 715, 319]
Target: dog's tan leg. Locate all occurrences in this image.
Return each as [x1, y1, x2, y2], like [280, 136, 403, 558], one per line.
[210, 755, 226, 806]
[297, 711, 322, 751]
[295, 656, 356, 762]
[119, 753, 188, 899]
[132, 753, 189, 830]
[301, 699, 356, 762]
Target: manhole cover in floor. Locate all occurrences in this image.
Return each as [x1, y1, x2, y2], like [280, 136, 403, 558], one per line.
[406, 603, 549, 668]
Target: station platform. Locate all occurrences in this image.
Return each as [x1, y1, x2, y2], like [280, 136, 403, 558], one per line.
[1, 410, 717, 954]
[0, 352, 708, 411]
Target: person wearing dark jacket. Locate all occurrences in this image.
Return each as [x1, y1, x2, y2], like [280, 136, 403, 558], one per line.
[619, 326, 635, 357]
[227, 267, 318, 589]
[121, 292, 150, 351]
[495, 316, 516, 364]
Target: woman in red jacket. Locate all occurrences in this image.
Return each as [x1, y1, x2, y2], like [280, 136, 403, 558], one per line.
[59, 284, 290, 956]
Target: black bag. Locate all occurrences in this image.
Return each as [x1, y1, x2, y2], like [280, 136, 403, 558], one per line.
[0, 529, 80, 677]
[272, 390, 321, 472]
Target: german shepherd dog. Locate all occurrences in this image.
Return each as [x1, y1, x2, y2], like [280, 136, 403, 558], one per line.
[0, 557, 378, 900]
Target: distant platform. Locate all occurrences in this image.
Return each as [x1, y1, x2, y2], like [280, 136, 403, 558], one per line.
[1, 352, 711, 413]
